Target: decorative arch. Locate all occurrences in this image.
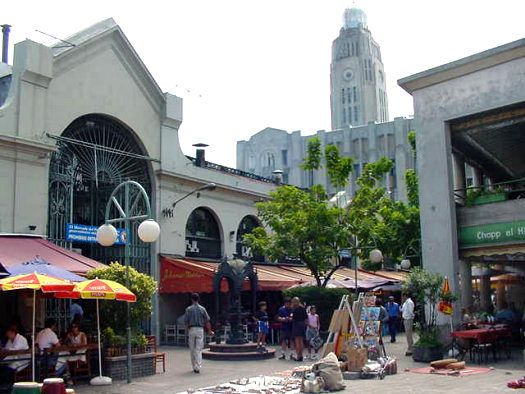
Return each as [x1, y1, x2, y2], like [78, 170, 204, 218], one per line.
[236, 215, 264, 262]
[48, 114, 154, 274]
[185, 207, 223, 259]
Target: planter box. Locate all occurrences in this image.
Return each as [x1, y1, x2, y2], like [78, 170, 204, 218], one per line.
[104, 352, 155, 380]
[412, 345, 443, 363]
[472, 192, 508, 205]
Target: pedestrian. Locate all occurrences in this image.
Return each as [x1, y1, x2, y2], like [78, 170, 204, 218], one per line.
[401, 292, 415, 356]
[70, 301, 83, 324]
[253, 301, 269, 351]
[184, 293, 214, 373]
[305, 305, 320, 360]
[291, 297, 307, 361]
[385, 296, 400, 343]
[276, 297, 293, 360]
[375, 299, 389, 333]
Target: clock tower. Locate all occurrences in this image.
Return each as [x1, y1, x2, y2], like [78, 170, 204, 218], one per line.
[330, 8, 389, 129]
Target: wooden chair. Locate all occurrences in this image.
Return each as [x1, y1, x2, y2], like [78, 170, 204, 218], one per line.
[145, 335, 165, 373]
[67, 351, 91, 383]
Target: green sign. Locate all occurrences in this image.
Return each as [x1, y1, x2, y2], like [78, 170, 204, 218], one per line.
[459, 220, 525, 248]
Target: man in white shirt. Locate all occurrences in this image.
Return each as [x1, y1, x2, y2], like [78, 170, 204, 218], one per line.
[401, 293, 415, 356]
[3, 326, 29, 373]
[36, 319, 67, 376]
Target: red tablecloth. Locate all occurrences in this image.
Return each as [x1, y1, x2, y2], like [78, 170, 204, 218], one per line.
[451, 327, 510, 340]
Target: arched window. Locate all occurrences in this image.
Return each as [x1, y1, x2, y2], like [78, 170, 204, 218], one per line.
[236, 216, 263, 262]
[185, 207, 222, 259]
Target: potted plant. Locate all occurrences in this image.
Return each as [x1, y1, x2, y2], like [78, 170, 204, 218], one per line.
[465, 187, 508, 206]
[403, 268, 447, 362]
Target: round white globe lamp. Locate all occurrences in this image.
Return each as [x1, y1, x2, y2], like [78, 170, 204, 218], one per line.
[96, 224, 118, 246]
[369, 249, 383, 263]
[400, 258, 411, 270]
[138, 219, 160, 243]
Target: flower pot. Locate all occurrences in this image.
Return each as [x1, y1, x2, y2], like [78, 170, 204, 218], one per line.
[472, 192, 507, 205]
[412, 344, 443, 363]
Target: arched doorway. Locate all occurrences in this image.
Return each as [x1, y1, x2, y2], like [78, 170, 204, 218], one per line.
[48, 114, 153, 274]
[185, 207, 222, 259]
[236, 215, 264, 262]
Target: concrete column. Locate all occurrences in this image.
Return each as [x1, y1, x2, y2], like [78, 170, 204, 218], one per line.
[452, 153, 466, 204]
[495, 264, 506, 309]
[472, 167, 484, 188]
[479, 275, 492, 313]
[459, 259, 472, 310]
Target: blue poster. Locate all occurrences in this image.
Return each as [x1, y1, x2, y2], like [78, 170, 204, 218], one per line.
[66, 223, 128, 245]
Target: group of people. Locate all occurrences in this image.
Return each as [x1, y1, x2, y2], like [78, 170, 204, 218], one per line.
[183, 294, 320, 373]
[382, 293, 415, 356]
[0, 307, 88, 385]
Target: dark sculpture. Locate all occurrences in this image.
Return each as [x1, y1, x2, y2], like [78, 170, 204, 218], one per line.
[213, 257, 258, 344]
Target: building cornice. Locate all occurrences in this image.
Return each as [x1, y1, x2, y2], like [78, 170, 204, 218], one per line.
[398, 38, 525, 94]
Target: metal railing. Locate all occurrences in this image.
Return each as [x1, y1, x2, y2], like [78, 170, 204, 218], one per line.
[185, 156, 278, 184]
[454, 178, 525, 206]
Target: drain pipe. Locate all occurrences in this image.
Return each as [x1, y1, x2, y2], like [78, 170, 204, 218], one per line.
[1, 24, 10, 63]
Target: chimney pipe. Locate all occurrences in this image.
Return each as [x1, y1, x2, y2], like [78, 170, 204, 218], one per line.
[1, 24, 11, 64]
[192, 143, 209, 167]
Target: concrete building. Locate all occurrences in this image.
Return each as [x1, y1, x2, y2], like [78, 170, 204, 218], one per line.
[0, 18, 277, 337]
[331, 8, 389, 129]
[237, 7, 412, 201]
[237, 118, 415, 201]
[398, 38, 525, 321]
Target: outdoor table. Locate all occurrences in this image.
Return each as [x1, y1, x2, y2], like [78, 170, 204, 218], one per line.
[450, 327, 510, 363]
[41, 344, 99, 380]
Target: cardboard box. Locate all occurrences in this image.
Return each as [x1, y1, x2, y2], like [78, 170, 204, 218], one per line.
[344, 347, 368, 372]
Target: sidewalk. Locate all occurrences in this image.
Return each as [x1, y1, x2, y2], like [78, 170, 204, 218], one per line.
[75, 334, 524, 394]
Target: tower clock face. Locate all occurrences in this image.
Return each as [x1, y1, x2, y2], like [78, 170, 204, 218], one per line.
[343, 68, 354, 81]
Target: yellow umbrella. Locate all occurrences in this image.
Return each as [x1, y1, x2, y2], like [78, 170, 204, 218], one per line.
[55, 278, 136, 385]
[0, 272, 75, 381]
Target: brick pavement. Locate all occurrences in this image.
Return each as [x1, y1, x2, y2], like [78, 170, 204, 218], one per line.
[75, 334, 524, 394]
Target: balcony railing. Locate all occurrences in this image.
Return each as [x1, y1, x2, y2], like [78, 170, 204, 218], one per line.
[454, 178, 525, 207]
[185, 156, 278, 184]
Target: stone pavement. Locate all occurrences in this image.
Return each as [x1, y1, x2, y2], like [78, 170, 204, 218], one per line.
[75, 334, 524, 394]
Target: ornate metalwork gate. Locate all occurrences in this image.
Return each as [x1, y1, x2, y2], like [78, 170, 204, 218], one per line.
[48, 115, 153, 274]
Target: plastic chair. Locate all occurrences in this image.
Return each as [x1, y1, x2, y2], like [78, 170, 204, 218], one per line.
[164, 324, 177, 344]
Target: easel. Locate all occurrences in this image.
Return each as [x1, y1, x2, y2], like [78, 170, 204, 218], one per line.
[321, 294, 363, 357]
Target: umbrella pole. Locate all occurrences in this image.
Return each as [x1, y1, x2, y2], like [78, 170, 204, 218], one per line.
[32, 289, 36, 382]
[96, 299, 102, 378]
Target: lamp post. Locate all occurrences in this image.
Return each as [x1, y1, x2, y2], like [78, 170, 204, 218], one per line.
[96, 180, 160, 384]
[348, 245, 383, 296]
[172, 183, 216, 207]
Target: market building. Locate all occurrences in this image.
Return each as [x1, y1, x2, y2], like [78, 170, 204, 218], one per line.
[0, 18, 279, 338]
[236, 8, 415, 202]
[398, 38, 525, 321]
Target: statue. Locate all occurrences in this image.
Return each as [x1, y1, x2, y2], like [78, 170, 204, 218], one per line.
[213, 256, 258, 345]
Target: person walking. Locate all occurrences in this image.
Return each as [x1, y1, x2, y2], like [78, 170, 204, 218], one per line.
[385, 296, 400, 343]
[276, 297, 293, 360]
[184, 293, 214, 373]
[291, 297, 307, 361]
[401, 292, 415, 356]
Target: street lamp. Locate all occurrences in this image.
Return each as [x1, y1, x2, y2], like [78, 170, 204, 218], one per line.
[350, 246, 383, 296]
[172, 183, 217, 208]
[96, 180, 159, 384]
[400, 258, 411, 270]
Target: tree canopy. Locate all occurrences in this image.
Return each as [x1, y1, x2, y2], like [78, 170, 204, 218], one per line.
[245, 133, 421, 285]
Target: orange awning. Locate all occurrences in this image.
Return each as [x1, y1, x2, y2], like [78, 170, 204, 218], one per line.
[159, 256, 406, 294]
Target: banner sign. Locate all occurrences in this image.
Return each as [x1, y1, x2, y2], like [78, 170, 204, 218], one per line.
[459, 220, 525, 248]
[66, 223, 128, 245]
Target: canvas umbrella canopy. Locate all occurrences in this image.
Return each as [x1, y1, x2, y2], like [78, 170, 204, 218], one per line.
[0, 272, 75, 381]
[7, 256, 85, 283]
[55, 278, 136, 385]
[438, 277, 453, 315]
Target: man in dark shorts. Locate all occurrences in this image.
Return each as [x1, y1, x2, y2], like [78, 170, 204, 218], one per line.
[276, 297, 293, 360]
[291, 297, 308, 361]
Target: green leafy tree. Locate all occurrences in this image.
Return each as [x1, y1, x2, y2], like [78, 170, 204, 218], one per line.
[244, 185, 350, 286]
[87, 262, 157, 334]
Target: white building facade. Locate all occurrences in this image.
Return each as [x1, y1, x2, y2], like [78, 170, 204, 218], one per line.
[0, 19, 276, 337]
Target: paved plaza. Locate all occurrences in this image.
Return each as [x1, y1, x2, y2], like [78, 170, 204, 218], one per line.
[75, 334, 524, 394]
